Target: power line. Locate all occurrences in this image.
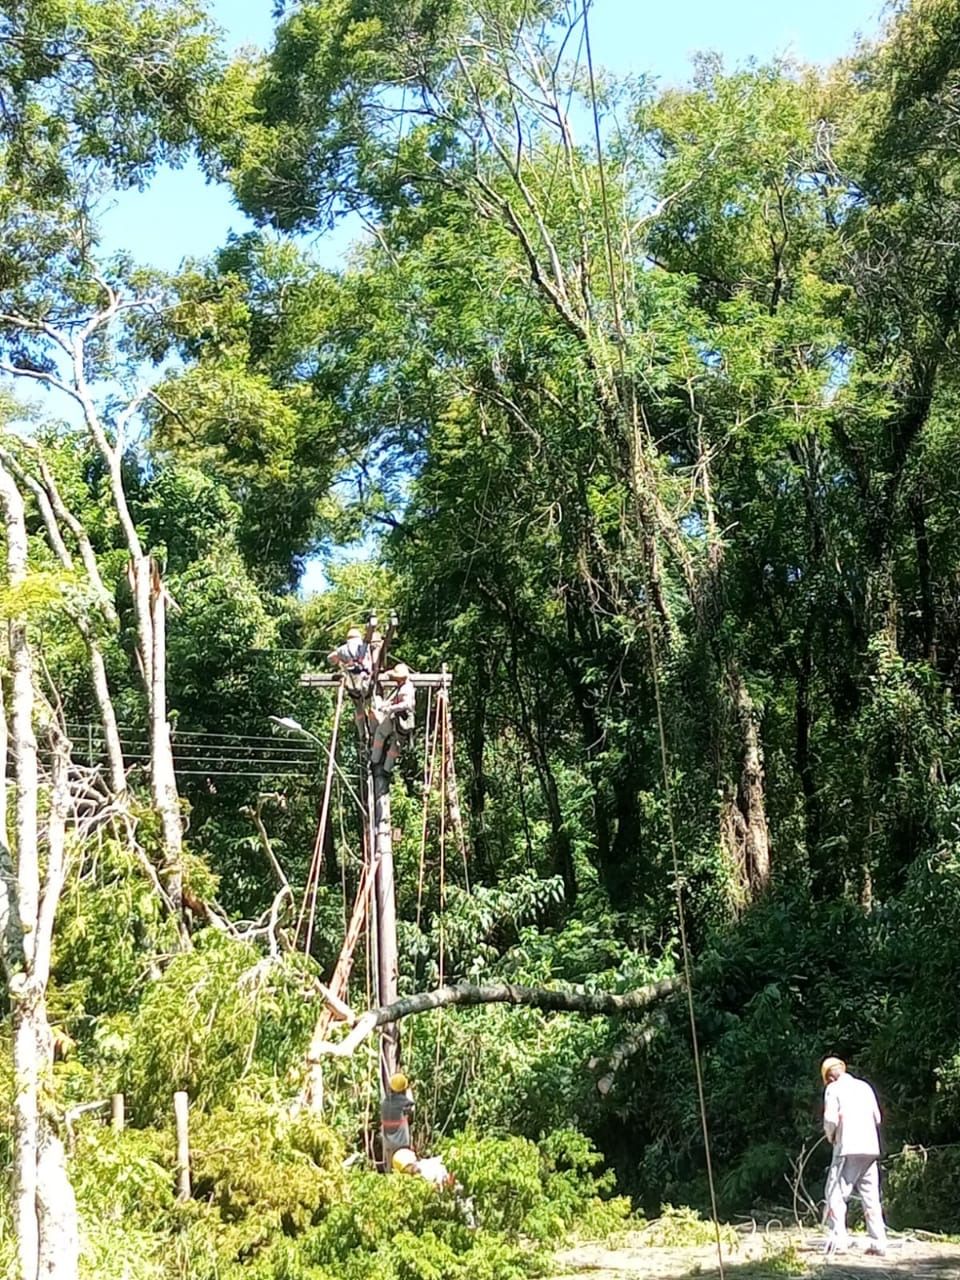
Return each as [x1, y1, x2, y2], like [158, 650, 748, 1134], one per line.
[96, 740, 316, 759]
[19, 745, 319, 772]
[61, 739, 317, 762]
[154, 769, 314, 779]
[65, 754, 318, 770]
[64, 722, 324, 746]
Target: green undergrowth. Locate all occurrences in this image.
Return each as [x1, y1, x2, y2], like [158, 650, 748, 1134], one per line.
[725, 1242, 807, 1278]
[633, 1204, 738, 1249]
[40, 1104, 633, 1280]
[884, 1146, 960, 1234]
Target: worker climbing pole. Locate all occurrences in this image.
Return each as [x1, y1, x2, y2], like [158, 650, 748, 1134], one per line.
[300, 614, 454, 1142]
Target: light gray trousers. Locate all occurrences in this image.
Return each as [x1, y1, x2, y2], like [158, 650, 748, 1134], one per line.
[824, 1154, 887, 1246]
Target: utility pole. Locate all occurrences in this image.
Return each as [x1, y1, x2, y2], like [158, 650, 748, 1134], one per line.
[301, 641, 453, 1098]
[372, 761, 399, 1087]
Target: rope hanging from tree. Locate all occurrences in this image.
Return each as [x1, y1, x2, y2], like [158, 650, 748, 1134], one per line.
[583, 1, 726, 1272]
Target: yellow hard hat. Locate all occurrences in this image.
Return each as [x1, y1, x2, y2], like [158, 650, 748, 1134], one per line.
[389, 1072, 408, 1093]
[821, 1056, 846, 1084]
[392, 1147, 418, 1174]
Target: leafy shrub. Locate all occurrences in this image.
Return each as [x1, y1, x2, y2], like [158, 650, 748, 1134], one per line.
[51, 839, 172, 1023]
[885, 1146, 960, 1234]
[72, 1125, 176, 1229]
[46, 1117, 622, 1280]
[187, 1098, 345, 1259]
[68, 1125, 176, 1280]
[111, 932, 317, 1120]
[228, 1164, 544, 1280]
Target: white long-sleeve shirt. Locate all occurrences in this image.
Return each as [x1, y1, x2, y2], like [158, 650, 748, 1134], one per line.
[823, 1072, 882, 1157]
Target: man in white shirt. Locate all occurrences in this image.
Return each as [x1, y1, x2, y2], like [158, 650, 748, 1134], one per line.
[821, 1056, 888, 1256]
[328, 626, 372, 700]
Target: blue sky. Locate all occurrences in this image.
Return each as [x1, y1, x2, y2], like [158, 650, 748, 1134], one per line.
[101, 0, 886, 272]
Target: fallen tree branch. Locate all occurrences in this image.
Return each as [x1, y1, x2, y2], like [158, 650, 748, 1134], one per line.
[787, 1135, 826, 1231]
[312, 976, 684, 1059]
[377, 976, 683, 1021]
[591, 1012, 667, 1096]
[240, 793, 290, 896]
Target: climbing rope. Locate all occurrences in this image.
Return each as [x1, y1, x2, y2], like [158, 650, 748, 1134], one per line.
[583, 4, 726, 1273]
[416, 694, 442, 933]
[441, 681, 471, 892]
[644, 597, 726, 1278]
[438, 686, 448, 987]
[296, 684, 344, 952]
[431, 685, 451, 1133]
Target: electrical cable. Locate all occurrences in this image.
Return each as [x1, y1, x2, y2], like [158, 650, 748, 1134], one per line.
[302, 684, 344, 956]
[65, 722, 321, 746]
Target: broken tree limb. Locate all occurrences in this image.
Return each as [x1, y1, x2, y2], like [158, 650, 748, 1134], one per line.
[241, 794, 291, 896]
[316, 982, 356, 1025]
[372, 976, 684, 1022]
[591, 1013, 666, 1096]
[313, 976, 684, 1059]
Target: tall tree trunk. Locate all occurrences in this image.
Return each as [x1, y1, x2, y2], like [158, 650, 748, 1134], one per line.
[71, 344, 186, 927]
[11, 1000, 41, 1280]
[506, 637, 577, 904]
[795, 640, 818, 859]
[0, 450, 127, 796]
[86, 644, 126, 795]
[692, 424, 773, 902]
[734, 671, 771, 894]
[36, 1127, 80, 1280]
[720, 666, 772, 899]
[0, 462, 81, 1280]
[911, 486, 936, 662]
[147, 560, 183, 918]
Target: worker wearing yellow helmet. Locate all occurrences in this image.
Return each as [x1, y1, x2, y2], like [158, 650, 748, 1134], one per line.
[392, 1146, 419, 1175]
[820, 1056, 888, 1257]
[381, 1070, 414, 1174]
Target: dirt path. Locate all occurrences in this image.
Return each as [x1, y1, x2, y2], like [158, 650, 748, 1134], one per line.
[553, 1229, 960, 1278]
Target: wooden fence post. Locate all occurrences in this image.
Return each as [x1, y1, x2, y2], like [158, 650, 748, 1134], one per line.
[111, 1093, 125, 1133]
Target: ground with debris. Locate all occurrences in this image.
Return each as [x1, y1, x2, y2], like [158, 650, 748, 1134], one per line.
[552, 1229, 960, 1278]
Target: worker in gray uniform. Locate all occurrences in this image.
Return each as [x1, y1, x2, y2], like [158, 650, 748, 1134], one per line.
[371, 662, 416, 773]
[381, 1071, 415, 1173]
[328, 626, 371, 698]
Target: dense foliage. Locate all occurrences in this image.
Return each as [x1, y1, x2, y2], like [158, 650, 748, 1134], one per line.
[4, 0, 960, 1276]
